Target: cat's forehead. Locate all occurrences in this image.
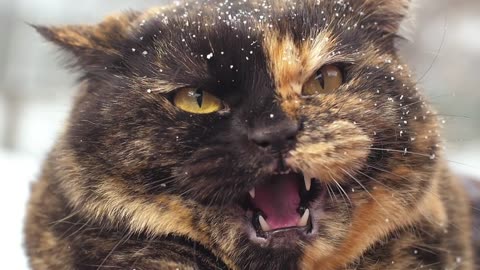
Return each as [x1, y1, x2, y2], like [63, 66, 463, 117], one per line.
[131, 2, 354, 88]
[138, 0, 351, 52]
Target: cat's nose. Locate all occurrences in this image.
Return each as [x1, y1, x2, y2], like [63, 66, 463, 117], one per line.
[249, 119, 300, 150]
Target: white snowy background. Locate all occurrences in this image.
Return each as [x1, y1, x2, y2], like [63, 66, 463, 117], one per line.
[0, 0, 479, 269]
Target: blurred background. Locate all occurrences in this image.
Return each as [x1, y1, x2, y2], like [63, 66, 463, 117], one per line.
[0, 0, 478, 268]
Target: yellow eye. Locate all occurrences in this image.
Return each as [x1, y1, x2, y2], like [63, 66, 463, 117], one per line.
[173, 88, 223, 114]
[302, 65, 344, 96]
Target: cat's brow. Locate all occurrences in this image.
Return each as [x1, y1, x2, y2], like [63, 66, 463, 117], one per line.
[125, 75, 189, 94]
[263, 29, 351, 117]
[150, 82, 188, 93]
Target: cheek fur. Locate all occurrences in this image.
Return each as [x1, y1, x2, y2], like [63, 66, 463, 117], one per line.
[287, 119, 371, 183]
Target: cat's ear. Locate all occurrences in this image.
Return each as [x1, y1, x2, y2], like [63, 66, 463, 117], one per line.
[362, 0, 411, 34]
[33, 11, 141, 68]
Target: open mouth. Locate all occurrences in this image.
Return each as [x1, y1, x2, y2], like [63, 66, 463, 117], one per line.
[244, 168, 322, 239]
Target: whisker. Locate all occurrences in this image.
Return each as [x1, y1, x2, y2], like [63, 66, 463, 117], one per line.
[328, 172, 352, 207]
[353, 168, 410, 205]
[415, 13, 448, 84]
[97, 231, 133, 270]
[368, 147, 433, 158]
[366, 147, 479, 169]
[326, 184, 336, 203]
[341, 169, 384, 210]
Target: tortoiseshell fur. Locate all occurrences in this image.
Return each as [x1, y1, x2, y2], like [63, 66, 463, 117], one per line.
[25, 0, 477, 269]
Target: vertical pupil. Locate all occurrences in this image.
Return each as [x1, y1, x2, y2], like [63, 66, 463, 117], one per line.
[195, 89, 204, 107]
[315, 70, 325, 89]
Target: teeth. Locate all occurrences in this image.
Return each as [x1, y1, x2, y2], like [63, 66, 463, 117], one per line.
[298, 208, 310, 227]
[274, 169, 292, 175]
[304, 175, 312, 191]
[249, 188, 256, 199]
[258, 215, 272, 232]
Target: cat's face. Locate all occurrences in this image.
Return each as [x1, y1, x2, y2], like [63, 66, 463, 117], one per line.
[39, 0, 441, 269]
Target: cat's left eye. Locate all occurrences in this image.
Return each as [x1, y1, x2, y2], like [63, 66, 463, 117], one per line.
[302, 65, 344, 96]
[173, 87, 223, 114]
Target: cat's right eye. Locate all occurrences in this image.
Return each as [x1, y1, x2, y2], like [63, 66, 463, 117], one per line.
[173, 87, 223, 114]
[302, 65, 344, 96]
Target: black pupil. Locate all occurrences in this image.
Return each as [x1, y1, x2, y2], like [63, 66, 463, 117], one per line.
[315, 70, 325, 89]
[195, 89, 204, 107]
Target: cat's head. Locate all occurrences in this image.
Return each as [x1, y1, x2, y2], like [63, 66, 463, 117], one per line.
[37, 0, 443, 269]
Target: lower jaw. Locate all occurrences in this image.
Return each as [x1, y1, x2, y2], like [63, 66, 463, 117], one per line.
[244, 199, 324, 248]
[246, 221, 317, 251]
[249, 206, 313, 235]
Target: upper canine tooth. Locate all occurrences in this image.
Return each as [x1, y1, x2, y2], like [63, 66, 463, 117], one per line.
[304, 175, 312, 191]
[298, 208, 310, 227]
[258, 215, 272, 232]
[249, 188, 256, 199]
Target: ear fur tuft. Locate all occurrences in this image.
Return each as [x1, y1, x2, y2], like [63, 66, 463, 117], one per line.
[33, 11, 141, 68]
[359, 0, 411, 34]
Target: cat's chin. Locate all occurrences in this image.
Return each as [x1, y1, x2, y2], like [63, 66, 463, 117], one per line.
[239, 168, 326, 249]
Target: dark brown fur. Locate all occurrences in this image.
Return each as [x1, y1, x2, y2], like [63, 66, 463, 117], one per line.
[25, 1, 476, 269]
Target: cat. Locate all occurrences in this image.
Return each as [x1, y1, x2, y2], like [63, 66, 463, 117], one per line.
[25, 0, 477, 269]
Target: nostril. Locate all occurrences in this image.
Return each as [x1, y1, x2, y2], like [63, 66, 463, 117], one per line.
[284, 125, 299, 143]
[249, 132, 273, 148]
[286, 135, 296, 142]
[249, 119, 300, 149]
[249, 131, 272, 148]
[257, 141, 270, 148]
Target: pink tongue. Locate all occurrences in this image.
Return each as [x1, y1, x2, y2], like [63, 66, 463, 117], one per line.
[251, 175, 301, 230]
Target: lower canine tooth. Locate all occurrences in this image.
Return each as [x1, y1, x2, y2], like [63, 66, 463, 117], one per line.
[258, 215, 271, 232]
[298, 209, 310, 227]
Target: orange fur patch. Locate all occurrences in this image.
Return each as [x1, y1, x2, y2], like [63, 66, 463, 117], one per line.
[263, 30, 336, 117]
[286, 120, 371, 183]
[301, 186, 422, 270]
